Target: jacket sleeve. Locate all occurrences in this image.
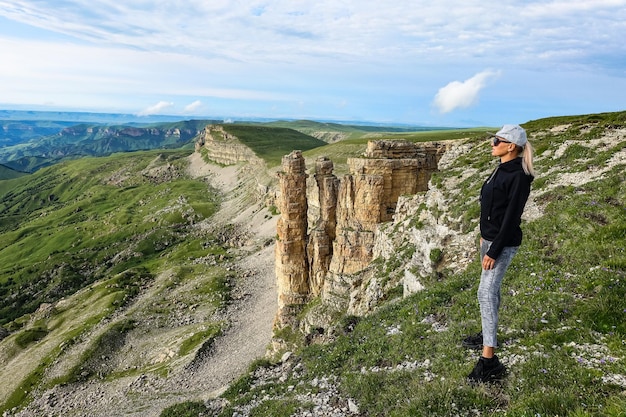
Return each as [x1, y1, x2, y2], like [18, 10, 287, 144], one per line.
[486, 172, 531, 259]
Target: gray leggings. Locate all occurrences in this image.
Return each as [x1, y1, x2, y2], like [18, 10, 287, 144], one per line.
[478, 239, 519, 347]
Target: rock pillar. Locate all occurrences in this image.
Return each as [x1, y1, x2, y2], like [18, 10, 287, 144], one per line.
[275, 151, 309, 327]
[308, 157, 339, 296]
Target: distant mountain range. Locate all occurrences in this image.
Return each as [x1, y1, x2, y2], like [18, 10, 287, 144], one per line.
[0, 109, 452, 128]
[0, 112, 222, 174]
[0, 109, 458, 176]
[0, 109, 196, 124]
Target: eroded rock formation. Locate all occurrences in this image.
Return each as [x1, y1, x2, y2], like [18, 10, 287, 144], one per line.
[195, 125, 263, 166]
[275, 140, 444, 328]
[308, 157, 339, 297]
[274, 151, 310, 328]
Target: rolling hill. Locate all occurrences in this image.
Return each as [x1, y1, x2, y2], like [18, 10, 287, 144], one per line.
[0, 164, 28, 180]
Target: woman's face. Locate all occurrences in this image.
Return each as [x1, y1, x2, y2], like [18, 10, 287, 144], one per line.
[491, 136, 515, 158]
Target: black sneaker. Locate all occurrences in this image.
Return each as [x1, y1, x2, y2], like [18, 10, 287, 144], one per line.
[467, 355, 506, 384]
[462, 331, 483, 349]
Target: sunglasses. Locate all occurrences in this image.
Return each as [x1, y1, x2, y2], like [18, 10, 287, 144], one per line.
[491, 136, 511, 146]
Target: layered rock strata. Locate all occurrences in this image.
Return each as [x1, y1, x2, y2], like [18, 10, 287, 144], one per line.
[275, 140, 443, 328]
[195, 125, 263, 166]
[274, 151, 310, 328]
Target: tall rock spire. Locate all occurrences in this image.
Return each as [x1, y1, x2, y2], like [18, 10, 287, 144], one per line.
[274, 150, 309, 328]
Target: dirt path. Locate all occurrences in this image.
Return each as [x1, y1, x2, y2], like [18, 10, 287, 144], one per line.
[174, 243, 278, 399]
[119, 157, 279, 414]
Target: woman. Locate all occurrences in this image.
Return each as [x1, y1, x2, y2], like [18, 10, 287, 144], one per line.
[465, 124, 535, 384]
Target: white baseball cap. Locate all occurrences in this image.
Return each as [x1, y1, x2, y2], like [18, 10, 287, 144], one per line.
[490, 124, 527, 147]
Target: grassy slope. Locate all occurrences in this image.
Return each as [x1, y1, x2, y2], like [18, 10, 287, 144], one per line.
[0, 164, 28, 180]
[0, 150, 223, 324]
[220, 125, 328, 167]
[220, 112, 626, 416]
[0, 149, 236, 412]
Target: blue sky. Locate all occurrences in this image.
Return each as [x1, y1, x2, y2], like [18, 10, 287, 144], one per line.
[1, 1, 625, 127]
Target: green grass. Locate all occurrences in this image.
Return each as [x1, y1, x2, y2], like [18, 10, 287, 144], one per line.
[0, 149, 220, 326]
[220, 124, 327, 167]
[0, 164, 28, 180]
[0, 273, 144, 413]
[0, 147, 237, 413]
[160, 400, 209, 417]
[248, 399, 302, 416]
[179, 324, 222, 356]
[14, 326, 49, 348]
[64, 319, 137, 383]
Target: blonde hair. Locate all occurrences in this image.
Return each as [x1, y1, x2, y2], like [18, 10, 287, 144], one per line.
[516, 141, 535, 177]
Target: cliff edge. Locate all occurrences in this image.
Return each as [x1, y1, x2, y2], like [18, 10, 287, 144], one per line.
[274, 140, 446, 334]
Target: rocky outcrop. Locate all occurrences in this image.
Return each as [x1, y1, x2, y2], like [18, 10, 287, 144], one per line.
[274, 151, 310, 328]
[309, 131, 349, 143]
[307, 157, 339, 297]
[195, 125, 263, 166]
[274, 140, 444, 328]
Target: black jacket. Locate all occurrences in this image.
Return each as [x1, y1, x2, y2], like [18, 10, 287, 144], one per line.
[480, 157, 533, 259]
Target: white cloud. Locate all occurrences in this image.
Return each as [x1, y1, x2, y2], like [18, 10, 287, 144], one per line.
[183, 100, 203, 114]
[137, 101, 174, 116]
[432, 70, 501, 114]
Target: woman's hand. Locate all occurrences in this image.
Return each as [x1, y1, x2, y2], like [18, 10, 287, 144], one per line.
[482, 254, 496, 270]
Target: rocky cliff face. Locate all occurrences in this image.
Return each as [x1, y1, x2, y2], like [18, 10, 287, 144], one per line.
[195, 125, 264, 166]
[274, 140, 445, 329]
